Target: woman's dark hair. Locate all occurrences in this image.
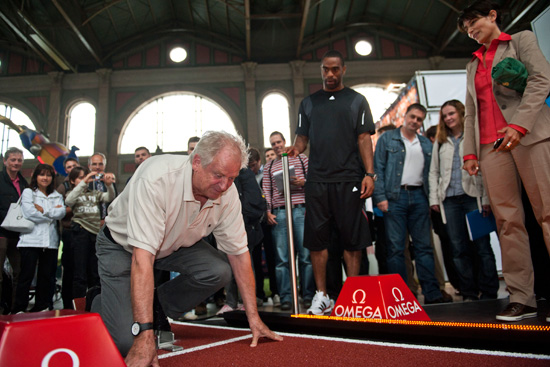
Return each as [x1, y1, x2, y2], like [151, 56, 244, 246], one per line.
[30, 163, 56, 195]
[68, 166, 90, 188]
[457, 1, 501, 33]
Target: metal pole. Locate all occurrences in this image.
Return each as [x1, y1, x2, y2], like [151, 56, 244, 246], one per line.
[282, 153, 299, 314]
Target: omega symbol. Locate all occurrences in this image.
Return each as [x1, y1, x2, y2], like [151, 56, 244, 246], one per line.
[392, 287, 404, 302]
[41, 348, 80, 367]
[352, 289, 367, 304]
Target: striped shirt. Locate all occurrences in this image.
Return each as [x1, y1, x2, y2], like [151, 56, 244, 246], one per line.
[262, 154, 308, 211]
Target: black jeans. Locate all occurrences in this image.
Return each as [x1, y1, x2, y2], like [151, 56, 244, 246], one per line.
[13, 247, 58, 312]
[70, 224, 100, 298]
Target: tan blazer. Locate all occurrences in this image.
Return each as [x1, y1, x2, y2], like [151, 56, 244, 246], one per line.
[463, 31, 550, 159]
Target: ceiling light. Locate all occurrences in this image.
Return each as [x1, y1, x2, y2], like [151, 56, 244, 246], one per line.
[355, 40, 373, 56]
[169, 47, 187, 63]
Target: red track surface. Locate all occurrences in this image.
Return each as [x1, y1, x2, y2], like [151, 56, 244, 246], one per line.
[158, 322, 550, 366]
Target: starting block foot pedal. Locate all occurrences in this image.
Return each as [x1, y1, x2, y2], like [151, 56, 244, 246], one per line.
[156, 330, 183, 352]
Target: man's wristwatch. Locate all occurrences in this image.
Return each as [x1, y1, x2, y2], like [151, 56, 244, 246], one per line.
[366, 173, 378, 181]
[131, 321, 154, 336]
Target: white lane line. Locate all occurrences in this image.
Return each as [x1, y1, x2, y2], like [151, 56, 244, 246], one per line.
[165, 322, 550, 360]
[158, 334, 252, 359]
[276, 331, 550, 360]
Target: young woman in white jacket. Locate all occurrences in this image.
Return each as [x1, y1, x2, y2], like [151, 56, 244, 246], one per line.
[428, 100, 499, 302]
[12, 164, 65, 313]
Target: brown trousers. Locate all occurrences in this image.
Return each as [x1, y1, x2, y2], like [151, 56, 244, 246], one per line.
[479, 140, 550, 307]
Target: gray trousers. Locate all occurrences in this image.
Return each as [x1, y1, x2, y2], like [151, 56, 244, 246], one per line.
[92, 228, 231, 356]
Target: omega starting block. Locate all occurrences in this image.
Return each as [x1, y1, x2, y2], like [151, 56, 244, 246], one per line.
[0, 310, 125, 366]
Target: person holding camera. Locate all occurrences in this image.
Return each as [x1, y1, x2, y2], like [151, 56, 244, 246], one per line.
[459, 1, 550, 321]
[65, 167, 116, 301]
[88, 153, 118, 224]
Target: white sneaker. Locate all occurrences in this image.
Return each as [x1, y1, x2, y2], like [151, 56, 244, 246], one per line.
[273, 294, 281, 307]
[307, 291, 333, 315]
[182, 311, 198, 320]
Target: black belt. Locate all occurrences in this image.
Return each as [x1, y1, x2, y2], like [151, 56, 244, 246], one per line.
[273, 203, 305, 210]
[103, 225, 118, 245]
[401, 185, 423, 191]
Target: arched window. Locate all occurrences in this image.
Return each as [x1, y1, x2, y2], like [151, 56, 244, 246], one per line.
[68, 102, 96, 156]
[261, 92, 291, 148]
[352, 84, 400, 122]
[0, 103, 36, 157]
[120, 93, 237, 154]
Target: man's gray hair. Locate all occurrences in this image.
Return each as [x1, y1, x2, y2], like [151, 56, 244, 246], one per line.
[3, 147, 24, 160]
[89, 152, 107, 165]
[190, 131, 248, 169]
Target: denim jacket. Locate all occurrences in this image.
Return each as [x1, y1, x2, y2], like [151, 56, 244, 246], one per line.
[373, 127, 432, 204]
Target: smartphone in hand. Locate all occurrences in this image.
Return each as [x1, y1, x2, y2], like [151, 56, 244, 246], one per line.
[493, 137, 504, 150]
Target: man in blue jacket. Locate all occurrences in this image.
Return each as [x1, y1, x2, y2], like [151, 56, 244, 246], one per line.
[373, 104, 448, 304]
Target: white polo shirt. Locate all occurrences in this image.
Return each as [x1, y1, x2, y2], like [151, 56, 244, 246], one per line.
[400, 130, 424, 186]
[105, 155, 247, 259]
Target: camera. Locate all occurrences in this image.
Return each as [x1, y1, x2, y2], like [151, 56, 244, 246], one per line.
[95, 173, 104, 180]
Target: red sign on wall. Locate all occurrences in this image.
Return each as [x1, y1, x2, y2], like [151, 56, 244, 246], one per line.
[331, 274, 431, 321]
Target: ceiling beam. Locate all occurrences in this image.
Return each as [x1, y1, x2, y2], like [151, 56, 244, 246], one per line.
[435, 0, 460, 13]
[82, 0, 125, 26]
[0, 9, 52, 66]
[504, 0, 540, 32]
[296, 0, 312, 58]
[245, 0, 251, 59]
[51, 0, 102, 65]
[15, 8, 76, 72]
[125, 0, 139, 28]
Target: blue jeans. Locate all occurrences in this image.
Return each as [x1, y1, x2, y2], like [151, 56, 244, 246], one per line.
[271, 206, 315, 303]
[384, 188, 441, 301]
[443, 195, 499, 298]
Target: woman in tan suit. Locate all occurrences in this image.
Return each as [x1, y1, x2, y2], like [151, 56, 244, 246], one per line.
[458, 0, 550, 322]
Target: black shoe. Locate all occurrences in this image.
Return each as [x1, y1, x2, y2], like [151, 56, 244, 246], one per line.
[425, 297, 451, 305]
[281, 301, 292, 311]
[440, 290, 453, 303]
[496, 302, 537, 322]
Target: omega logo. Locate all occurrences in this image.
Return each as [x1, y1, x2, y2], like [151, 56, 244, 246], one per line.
[392, 287, 404, 302]
[41, 348, 80, 367]
[351, 289, 366, 304]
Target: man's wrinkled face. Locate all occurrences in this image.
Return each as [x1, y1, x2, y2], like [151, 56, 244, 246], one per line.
[89, 155, 105, 173]
[192, 147, 241, 201]
[4, 153, 23, 176]
[134, 149, 151, 166]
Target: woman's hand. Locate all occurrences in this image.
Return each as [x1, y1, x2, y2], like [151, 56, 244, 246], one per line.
[496, 127, 523, 152]
[482, 205, 492, 217]
[84, 171, 98, 183]
[430, 205, 440, 213]
[34, 203, 44, 213]
[463, 159, 479, 176]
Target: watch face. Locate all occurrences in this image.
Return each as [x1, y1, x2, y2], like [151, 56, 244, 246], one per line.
[131, 322, 140, 336]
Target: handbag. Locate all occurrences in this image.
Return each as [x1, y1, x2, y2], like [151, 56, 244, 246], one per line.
[492, 57, 528, 94]
[1, 196, 35, 233]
